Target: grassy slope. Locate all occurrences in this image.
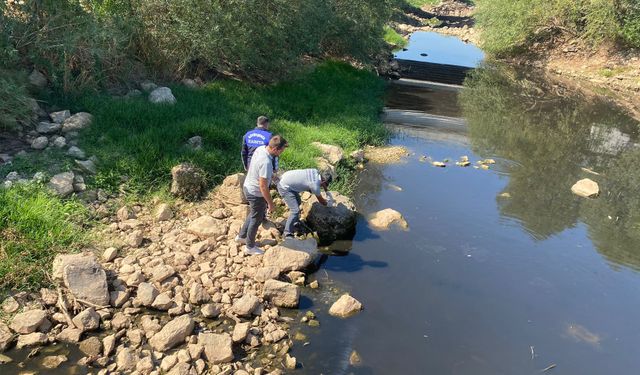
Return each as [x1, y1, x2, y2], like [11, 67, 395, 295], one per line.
[0, 62, 389, 291]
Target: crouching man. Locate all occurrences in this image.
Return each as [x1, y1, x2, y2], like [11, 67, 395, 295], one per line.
[277, 168, 333, 239]
[236, 135, 288, 254]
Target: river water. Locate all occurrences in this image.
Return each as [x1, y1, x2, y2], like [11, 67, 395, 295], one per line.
[291, 33, 640, 374]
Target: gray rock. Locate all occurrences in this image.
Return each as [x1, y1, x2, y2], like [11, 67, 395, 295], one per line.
[72, 308, 100, 331]
[198, 332, 233, 364]
[75, 159, 96, 174]
[102, 334, 116, 356]
[67, 146, 86, 159]
[231, 294, 259, 316]
[62, 112, 93, 133]
[58, 253, 110, 306]
[103, 247, 118, 262]
[262, 280, 300, 308]
[232, 322, 250, 343]
[200, 304, 220, 319]
[5, 172, 19, 182]
[29, 69, 47, 88]
[137, 282, 159, 306]
[48, 171, 75, 197]
[110, 290, 129, 307]
[151, 265, 175, 282]
[149, 87, 177, 104]
[16, 332, 47, 349]
[262, 239, 317, 274]
[127, 229, 144, 248]
[32, 172, 47, 183]
[126, 89, 143, 98]
[51, 136, 67, 148]
[31, 136, 49, 150]
[187, 136, 202, 150]
[186, 216, 228, 239]
[10, 310, 48, 334]
[36, 121, 62, 134]
[79, 336, 102, 356]
[304, 191, 357, 244]
[188, 283, 210, 305]
[329, 294, 363, 318]
[368, 208, 409, 231]
[182, 78, 198, 89]
[152, 292, 175, 311]
[170, 163, 206, 201]
[49, 110, 71, 124]
[254, 266, 280, 282]
[149, 315, 194, 351]
[311, 142, 344, 164]
[140, 81, 158, 92]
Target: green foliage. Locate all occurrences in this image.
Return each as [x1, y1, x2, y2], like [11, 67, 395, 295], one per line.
[384, 26, 408, 48]
[0, 185, 88, 290]
[49, 62, 388, 196]
[475, 0, 640, 55]
[404, 0, 440, 8]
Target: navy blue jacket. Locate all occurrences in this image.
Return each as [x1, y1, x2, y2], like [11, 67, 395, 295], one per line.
[242, 127, 277, 170]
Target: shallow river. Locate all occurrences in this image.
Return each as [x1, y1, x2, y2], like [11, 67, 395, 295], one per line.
[292, 34, 640, 374]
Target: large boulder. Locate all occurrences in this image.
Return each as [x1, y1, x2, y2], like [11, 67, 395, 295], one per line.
[149, 315, 194, 351]
[198, 333, 233, 364]
[53, 253, 109, 306]
[216, 173, 247, 205]
[262, 238, 318, 274]
[329, 294, 363, 318]
[62, 112, 93, 133]
[29, 69, 48, 88]
[36, 121, 62, 134]
[186, 216, 228, 239]
[571, 178, 599, 198]
[47, 171, 75, 197]
[303, 191, 357, 244]
[10, 310, 48, 334]
[170, 163, 206, 201]
[263, 280, 300, 308]
[149, 87, 177, 104]
[368, 208, 409, 231]
[311, 142, 344, 165]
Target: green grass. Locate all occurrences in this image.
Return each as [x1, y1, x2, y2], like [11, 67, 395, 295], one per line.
[384, 26, 408, 49]
[405, 0, 440, 8]
[0, 184, 88, 291]
[50, 61, 389, 196]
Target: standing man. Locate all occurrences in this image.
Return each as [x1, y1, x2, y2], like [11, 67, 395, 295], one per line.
[242, 115, 277, 171]
[277, 168, 332, 239]
[236, 135, 288, 254]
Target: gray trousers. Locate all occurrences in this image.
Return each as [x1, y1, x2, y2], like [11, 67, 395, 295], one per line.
[277, 185, 301, 236]
[239, 188, 267, 248]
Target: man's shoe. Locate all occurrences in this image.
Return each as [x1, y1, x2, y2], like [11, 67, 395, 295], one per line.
[234, 235, 246, 244]
[244, 246, 264, 255]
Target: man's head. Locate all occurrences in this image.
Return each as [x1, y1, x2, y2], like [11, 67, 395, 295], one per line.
[257, 116, 270, 129]
[320, 170, 333, 188]
[267, 135, 288, 156]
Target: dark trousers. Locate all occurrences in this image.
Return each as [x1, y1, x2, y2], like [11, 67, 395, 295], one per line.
[239, 188, 267, 248]
[277, 185, 301, 236]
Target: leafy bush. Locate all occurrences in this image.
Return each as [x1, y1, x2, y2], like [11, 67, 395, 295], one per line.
[475, 0, 640, 55]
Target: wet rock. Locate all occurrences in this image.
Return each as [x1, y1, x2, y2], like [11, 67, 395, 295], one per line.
[41, 354, 68, 369]
[329, 294, 362, 318]
[62, 112, 93, 133]
[50, 110, 71, 124]
[61, 255, 110, 306]
[232, 294, 259, 316]
[198, 332, 233, 364]
[368, 208, 409, 230]
[571, 178, 599, 198]
[16, 332, 47, 348]
[56, 327, 82, 343]
[0, 323, 14, 352]
[156, 203, 173, 221]
[10, 310, 48, 334]
[103, 247, 118, 262]
[364, 146, 409, 164]
[31, 136, 49, 150]
[170, 163, 206, 200]
[201, 304, 220, 319]
[284, 353, 297, 370]
[263, 246, 313, 275]
[216, 173, 247, 205]
[2, 296, 20, 313]
[263, 280, 300, 308]
[116, 347, 138, 371]
[149, 315, 194, 351]
[186, 216, 228, 239]
[72, 308, 100, 331]
[29, 69, 48, 88]
[67, 146, 86, 159]
[36, 121, 62, 134]
[75, 159, 96, 174]
[349, 350, 362, 366]
[311, 142, 344, 165]
[309, 280, 319, 289]
[304, 191, 357, 244]
[189, 283, 211, 305]
[232, 322, 250, 343]
[48, 172, 75, 197]
[79, 336, 102, 356]
[137, 282, 159, 306]
[149, 87, 177, 104]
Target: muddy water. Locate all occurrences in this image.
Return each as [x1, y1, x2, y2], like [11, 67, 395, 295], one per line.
[291, 40, 640, 374]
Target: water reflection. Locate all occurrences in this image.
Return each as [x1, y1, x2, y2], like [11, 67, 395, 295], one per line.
[460, 64, 640, 269]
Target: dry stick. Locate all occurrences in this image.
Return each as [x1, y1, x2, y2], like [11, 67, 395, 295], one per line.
[541, 364, 557, 373]
[75, 298, 109, 310]
[225, 311, 241, 324]
[56, 287, 76, 329]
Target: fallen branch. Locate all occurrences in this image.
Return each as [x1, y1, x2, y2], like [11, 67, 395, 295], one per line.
[56, 287, 76, 328]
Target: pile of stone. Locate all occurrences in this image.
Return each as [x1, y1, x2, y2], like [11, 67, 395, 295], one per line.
[0, 172, 363, 374]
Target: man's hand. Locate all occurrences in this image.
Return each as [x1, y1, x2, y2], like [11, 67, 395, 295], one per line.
[260, 177, 275, 213]
[316, 194, 328, 206]
[267, 201, 276, 214]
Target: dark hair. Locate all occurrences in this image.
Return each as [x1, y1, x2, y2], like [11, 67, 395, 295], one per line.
[320, 170, 333, 185]
[268, 135, 288, 150]
[257, 115, 269, 127]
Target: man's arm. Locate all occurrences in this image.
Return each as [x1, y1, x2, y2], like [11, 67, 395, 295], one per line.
[241, 137, 249, 171]
[260, 177, 275, 212]
[315, 194, 328, 206]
